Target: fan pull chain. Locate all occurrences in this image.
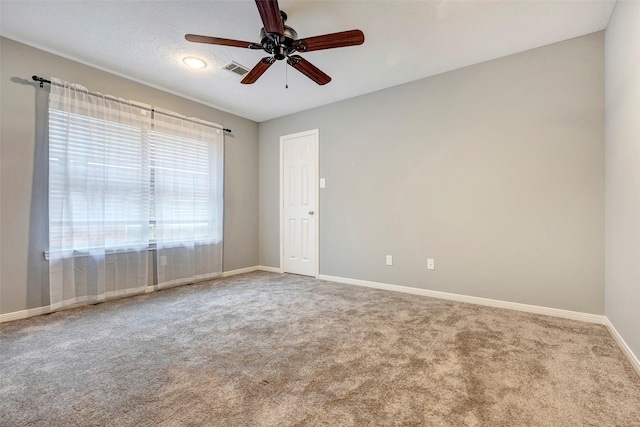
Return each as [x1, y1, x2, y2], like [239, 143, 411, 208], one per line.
[285, 60, 288, 89]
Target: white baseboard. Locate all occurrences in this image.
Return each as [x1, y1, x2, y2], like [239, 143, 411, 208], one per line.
[0, 273, 604, 327]
[257, 265, 283, 273]
[222, 266, 260, 277]
[223, 265, 282, 276]
[318, 274, 606, 325]
[604, 318, 640, 376]
[0, 306, 51, 323]
[7, 270, 636, 377]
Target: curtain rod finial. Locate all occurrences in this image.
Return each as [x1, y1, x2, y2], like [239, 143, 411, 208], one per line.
[32, 75, 47, 88]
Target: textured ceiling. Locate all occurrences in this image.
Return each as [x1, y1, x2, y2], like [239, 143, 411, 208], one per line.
[0, 0, 615, 122]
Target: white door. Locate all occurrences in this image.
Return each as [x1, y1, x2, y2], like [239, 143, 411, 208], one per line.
[281, 130, 318, 277]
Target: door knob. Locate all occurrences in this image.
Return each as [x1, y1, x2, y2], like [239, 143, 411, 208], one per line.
[308, 211, 315, 215]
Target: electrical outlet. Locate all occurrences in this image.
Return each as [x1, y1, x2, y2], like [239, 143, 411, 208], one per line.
[386, 255, 393, 266]
[427, 258, 435, 270]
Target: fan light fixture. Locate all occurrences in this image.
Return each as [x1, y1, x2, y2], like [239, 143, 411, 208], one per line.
[183, 57, 207, 69]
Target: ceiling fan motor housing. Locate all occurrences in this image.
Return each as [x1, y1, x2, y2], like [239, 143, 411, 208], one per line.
[259, 16, 299, 60]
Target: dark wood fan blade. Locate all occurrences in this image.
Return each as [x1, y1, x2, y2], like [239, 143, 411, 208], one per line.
[255, 0, 284, 35]
[287, 55, 331, 85]
[185, 34, 254, 48]
[297, 29, 364, 52]
[241, 57, 275, 84]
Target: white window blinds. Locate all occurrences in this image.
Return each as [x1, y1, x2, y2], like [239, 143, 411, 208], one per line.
[49, 108, 151, 252]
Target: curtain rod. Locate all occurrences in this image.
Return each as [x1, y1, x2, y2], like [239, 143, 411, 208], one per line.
[32, 76, 232, 134]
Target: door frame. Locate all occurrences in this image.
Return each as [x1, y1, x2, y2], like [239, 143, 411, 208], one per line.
[279, 129, 320, 278]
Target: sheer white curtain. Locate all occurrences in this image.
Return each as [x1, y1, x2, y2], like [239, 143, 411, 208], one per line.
[151, 108, 224, 289]
[48, 78, 151, 310]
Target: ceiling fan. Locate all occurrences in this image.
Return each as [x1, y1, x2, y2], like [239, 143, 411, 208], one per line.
[185, 0, 365, 85]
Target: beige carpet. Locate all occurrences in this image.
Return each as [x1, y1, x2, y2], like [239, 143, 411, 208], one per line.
[1, 271, 639, 426]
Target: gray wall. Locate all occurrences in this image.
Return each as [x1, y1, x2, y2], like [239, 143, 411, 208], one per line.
[260, 32, 605, 314]
[1, 31, 610, 318]
[0, 37, 259, 315]
[605, 2, 640, 360]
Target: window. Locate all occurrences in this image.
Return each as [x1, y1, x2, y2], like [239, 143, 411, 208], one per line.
[49, 109, 151, 252]
[149, 127, 222, 245]
[48, 108, 222, 254]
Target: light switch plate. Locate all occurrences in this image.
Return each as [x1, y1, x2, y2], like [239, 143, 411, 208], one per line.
[320, 178, 326, 188]
[427, 258, 435, 270]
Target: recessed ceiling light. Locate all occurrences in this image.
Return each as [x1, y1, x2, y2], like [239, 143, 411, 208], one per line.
[183, 57, 207, 69]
